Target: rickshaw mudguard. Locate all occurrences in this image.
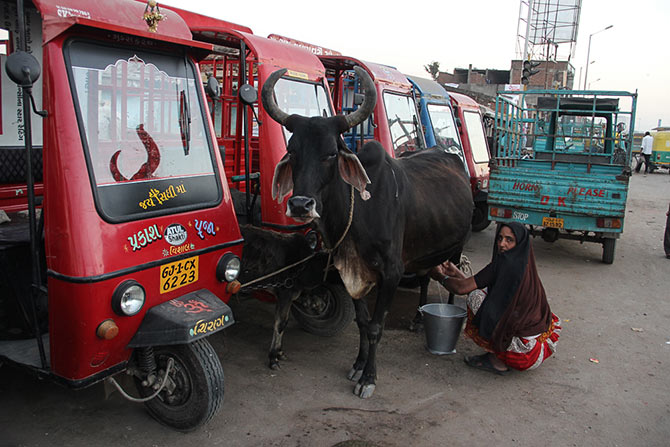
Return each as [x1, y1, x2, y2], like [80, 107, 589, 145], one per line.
[128, 289, 234, 348]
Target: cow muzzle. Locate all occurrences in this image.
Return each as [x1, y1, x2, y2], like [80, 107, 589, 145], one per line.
[286, 196, 320, 223]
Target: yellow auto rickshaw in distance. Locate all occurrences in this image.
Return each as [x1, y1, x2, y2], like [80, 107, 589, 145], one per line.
[650, 130, 670, 173]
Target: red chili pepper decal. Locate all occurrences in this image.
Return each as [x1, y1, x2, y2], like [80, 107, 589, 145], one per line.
[109, 124, 161, 181]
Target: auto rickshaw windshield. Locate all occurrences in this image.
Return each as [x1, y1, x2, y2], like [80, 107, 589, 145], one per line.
[65, 40, 221, 222]
[274, 77, 332, 143]
[383, 91, 423, 156]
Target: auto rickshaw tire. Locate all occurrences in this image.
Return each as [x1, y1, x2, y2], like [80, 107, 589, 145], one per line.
[291, 282, 354, 337]
[602, 238, 616, 264]
[471, 203, 491, 232]
[134, 339, 224, 432]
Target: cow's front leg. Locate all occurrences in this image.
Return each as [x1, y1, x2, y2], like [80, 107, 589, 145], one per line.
[268, 288, 300, 369]
[347, 297, 370, 382]
[409, 274, 430, 332]
[354, 275, 400, 399]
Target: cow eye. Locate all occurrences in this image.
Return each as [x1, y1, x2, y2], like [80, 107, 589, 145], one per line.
[321, 153, 337, 162]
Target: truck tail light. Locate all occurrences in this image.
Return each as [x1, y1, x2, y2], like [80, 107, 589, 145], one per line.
[490, 207, 513, 218]
[596, 218, 621, 229]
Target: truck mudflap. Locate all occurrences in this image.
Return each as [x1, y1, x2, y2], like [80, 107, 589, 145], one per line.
[128, 289, 234, 348]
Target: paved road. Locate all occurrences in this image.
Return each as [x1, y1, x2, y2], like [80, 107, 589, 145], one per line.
[1, 171, 669, 446]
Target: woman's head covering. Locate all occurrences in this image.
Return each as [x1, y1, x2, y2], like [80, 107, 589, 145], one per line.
[473, 222, 552, 352]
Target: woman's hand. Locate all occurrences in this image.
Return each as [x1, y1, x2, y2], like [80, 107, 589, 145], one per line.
[430, 261, 477, 295]
[430, 261, 463, 280]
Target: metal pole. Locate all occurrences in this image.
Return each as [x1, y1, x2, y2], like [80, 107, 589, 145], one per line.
[578, 66, 582, 91]
[583, 25, 613, 90]
[583, 34, 592, 90]
[522, 0, 533, 62]
[239, 41, 253, 224]
[16, 0, 47, 368]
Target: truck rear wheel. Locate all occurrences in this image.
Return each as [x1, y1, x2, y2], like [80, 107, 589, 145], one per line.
[602, 238, 616, 264]
[471, 202, 491, 232]
[134, 339, 224, 432]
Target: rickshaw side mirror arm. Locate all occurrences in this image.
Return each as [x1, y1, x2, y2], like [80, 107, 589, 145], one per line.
[5, 51, 47, 117]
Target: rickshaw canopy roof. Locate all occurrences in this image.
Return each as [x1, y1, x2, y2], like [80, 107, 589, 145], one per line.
[31, 0, 211, 50]
[448, 91, 482, 111]
[406, 74, 450, 103]
[319, 55, 412, 93]
[162, 6, 327, 81]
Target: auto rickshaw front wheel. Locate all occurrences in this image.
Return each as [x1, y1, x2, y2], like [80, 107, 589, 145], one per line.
[134, 339, 224, 431]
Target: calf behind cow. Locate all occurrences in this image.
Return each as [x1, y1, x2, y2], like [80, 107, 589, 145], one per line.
[238, 225, 332, 369]
[262, 66, 473, 398]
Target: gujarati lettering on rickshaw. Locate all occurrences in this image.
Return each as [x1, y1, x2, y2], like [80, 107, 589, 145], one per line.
[127, 223, 162, 251]
[139, 183, 187, 209]
[194, 219, 217, 240]
[162, 243, 196, 258]
[189, 315, 230, 337]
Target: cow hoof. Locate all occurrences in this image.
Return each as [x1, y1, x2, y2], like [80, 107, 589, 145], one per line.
[347, 368, 363, 382]
[353, 382, 376, 399]
[269, 361, 281, 370]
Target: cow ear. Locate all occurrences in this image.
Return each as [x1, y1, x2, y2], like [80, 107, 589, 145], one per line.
[338, 148, 372, 201]
[272, 153, 293, 203]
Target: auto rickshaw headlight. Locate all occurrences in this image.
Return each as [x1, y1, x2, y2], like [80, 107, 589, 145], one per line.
[217, 253, 241, 282]
[112, 280, 145, 316]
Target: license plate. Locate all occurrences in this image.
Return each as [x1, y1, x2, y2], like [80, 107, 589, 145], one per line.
[160, 256, 199, 294]
[542, 217, 564, 229]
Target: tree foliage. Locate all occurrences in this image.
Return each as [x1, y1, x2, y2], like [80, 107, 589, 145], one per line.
[424, 61, 440, 81]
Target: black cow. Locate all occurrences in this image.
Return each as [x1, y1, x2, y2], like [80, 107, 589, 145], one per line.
[262, 66, 473, 398]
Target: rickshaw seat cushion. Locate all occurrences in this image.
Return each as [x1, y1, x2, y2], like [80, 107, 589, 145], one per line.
[127, 289, 234, 348]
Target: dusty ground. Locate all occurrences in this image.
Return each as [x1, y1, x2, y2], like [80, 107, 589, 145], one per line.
[1, 171, 669, 446]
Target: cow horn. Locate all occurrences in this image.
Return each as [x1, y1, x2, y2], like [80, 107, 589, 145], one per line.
[261, 68, 290, 125]
[344, 66, 377, 129]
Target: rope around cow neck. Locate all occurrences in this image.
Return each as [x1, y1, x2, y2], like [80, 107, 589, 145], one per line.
[238, 185, 355, 290]
[321, 185, 355, 282]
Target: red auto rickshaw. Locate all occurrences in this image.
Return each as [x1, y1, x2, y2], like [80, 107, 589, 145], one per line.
[0, 0, 243, 431]
[157, 6, 355, 337]
[448, 92, 492, 232]
[319, 56, 426, 157]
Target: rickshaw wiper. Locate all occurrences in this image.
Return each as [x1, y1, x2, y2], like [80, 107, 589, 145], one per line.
[179, 90, 191, 156]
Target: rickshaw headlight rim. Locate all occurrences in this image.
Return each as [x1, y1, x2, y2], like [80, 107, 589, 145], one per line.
[112, 280, 145, 316]
[217, 253, 241, 282]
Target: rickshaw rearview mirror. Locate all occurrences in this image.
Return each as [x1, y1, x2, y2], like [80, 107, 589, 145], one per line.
[205, 74, 221, 99]
[239, 83, 258, 105]
[5, 51, 41, 87]
[353, 93, 365, 106]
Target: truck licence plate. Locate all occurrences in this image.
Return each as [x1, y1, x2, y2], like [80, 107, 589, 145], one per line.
[542, 217, 564, 229]
[160, 256, 199, 294]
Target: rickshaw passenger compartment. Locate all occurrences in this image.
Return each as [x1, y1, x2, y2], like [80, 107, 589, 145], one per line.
[0, 213, 48, 339]
[0, 147, 43, 184]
